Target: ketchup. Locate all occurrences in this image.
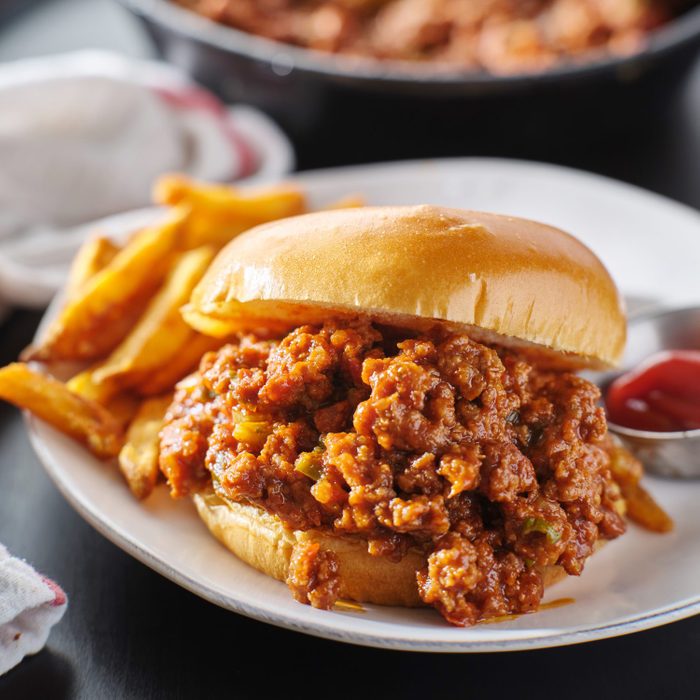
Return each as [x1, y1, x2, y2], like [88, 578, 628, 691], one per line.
[605, 350, 700, 432]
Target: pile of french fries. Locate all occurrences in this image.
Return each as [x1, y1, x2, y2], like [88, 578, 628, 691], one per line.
[0, 175, 310, 499]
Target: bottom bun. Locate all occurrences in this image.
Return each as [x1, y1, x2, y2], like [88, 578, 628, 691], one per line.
[194, 491, 581, 609]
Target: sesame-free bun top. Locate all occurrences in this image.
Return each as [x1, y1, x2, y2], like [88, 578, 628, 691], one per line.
[184, 205, 626, 368]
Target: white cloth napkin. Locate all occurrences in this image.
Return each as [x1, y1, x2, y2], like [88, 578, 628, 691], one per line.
[0, 544, 67, 676]
[0, 50, 294, 308]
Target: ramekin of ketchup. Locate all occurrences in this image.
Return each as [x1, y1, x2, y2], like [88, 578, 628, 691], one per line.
[606, 350, 700, 433]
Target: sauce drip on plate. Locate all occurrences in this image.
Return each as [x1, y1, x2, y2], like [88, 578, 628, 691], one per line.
[333, 600, 365, 613]
[480, 598, 576, 624]
[606, 350, 700, 432]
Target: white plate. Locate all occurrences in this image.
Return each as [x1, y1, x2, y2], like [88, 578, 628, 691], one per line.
[27, 158, 700, 652]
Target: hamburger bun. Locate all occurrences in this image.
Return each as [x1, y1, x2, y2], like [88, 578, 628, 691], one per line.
[194, 491, 572, 608]
[184, 205, 626, 369]
[180, 205, 622, 618]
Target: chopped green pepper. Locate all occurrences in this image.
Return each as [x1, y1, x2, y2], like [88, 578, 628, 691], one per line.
[233, 420, 272, 448]
[295, 447, 324, 481]
[522, 517, 562, 544]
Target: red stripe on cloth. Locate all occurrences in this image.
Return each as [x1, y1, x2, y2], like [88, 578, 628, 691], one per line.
[153, 86, 258, 178]
[41, 576, 67, 607]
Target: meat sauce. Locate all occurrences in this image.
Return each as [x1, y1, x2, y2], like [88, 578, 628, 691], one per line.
[606, 350, 700, 432]
[159, 319, 627, 626]
[175, 0, 688, 74]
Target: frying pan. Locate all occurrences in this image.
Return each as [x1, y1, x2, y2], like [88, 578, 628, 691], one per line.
[120, 0, 700, 165]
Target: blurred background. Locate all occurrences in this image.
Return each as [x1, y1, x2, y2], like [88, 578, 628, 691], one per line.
[0, 0, 699, 312]
[1, 0, 699, 184]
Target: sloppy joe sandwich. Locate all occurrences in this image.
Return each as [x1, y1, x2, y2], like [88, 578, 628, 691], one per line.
[156, 205, 655, 626]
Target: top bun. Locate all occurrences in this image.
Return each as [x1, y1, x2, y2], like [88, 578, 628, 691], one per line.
[184, 205, 626, 368]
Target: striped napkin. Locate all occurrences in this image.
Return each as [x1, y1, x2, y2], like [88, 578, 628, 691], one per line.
[0, 544, 67, 676]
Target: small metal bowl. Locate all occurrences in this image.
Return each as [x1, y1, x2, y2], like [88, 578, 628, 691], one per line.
[595, 306, 700, 479]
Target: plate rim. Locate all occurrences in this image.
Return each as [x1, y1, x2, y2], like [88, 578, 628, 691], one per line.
[26, 156, 700, 652]
[290, 155, 700, 224]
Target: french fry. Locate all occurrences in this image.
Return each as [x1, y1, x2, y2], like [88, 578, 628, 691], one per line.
[155, 174, 306, 221]
[0, 363, 123, 459]
[321, 195, 366, 210]
[608, 438, 673, 533]
[25, 208, 187, 363]
[64, 236, 120, 300]
[154, 175, 307, 249]
[607, 439, 644, 487]
[103, 392, 142, 430]
[92, 245, 216, 388]
[138, 331, 223, 396]
[180, 215, 254, 250]
[67, 368, 140, 429]
[622, 483, 674, 533]
[118, 395, 172, 499]
[67, 365, 121, 405]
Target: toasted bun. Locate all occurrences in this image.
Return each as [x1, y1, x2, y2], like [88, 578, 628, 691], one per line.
[193, 492, 571, 608]
[184, 206, 625, 369]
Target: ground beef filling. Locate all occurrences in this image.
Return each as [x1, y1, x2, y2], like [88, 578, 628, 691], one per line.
[159, 319, 626, 626]
[175, 0, 685, 74]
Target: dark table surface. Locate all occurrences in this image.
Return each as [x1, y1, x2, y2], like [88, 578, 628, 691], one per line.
[2, 44, 700, 700]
